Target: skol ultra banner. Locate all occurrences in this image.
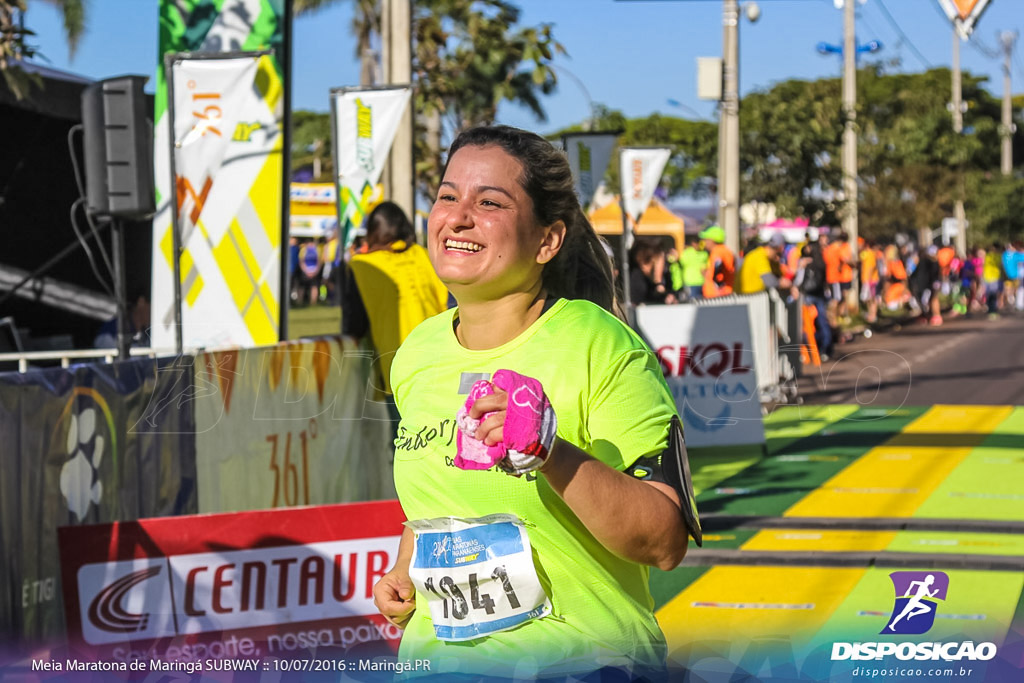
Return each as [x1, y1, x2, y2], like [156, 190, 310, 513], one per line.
[0, 358, 196, 646]
[152, 0, 287, 349]
[192, 338, 396, 513]
[634, 304, 765, 447]
[619, 147, 671, 223]
[160, 53, 284, 349]
[330, 87, 411, 247]
[57, 501, 407, 665]
[563, 132, 618, 209]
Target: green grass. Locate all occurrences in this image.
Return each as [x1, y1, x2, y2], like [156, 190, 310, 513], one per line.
[287, 304, 342, 339]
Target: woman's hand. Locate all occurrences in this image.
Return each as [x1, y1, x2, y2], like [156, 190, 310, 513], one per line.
[373, 567, 417, 629]
[467, 388, 508, 446]
[372, 527, 416, 628]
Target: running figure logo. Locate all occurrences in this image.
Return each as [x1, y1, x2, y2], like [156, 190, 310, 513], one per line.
[882, 571, 949, 635]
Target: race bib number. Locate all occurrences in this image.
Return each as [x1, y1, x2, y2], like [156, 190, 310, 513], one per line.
[406, 514, 551, 642]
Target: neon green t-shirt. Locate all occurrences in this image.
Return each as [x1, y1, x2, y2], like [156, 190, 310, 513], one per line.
[390, 298, 677, 679]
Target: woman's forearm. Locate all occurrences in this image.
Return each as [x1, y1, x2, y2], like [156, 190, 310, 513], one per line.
[541, 438, 689, 571]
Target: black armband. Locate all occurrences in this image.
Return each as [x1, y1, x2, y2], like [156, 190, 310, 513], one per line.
[627, 415, 703, 547]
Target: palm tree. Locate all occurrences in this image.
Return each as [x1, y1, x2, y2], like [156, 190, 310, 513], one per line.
[1, 0, 87, 98]
[38, 0, 87, 56]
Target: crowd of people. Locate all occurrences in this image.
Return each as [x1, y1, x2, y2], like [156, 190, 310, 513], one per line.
[627, 227, 1024, 361]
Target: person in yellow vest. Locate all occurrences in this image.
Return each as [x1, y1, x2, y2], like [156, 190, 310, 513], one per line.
[700, 225, 735, 298]
[342, 201, 450, 396]
[737, 233, 790, 294]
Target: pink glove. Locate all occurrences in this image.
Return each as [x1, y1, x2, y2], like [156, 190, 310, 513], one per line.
[454, 370, 557, 475]
[454, 380, 505, 470]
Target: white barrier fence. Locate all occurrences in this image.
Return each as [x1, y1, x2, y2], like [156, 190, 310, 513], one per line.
[690, 290, 800, 405]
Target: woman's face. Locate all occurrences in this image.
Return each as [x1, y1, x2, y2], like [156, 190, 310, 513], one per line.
[427, 144, 555, 302]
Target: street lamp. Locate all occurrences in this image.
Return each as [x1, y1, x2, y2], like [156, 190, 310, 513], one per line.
[815, 39, 883, 61]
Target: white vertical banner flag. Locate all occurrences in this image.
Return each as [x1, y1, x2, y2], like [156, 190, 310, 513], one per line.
[564, 133, 618, 209]
[154, 53, 284, 350]
[620, 147, 672, 222]
[330, 87, 412, 246]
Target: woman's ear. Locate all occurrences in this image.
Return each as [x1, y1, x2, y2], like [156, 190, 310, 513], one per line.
[537, 220, 567, 265]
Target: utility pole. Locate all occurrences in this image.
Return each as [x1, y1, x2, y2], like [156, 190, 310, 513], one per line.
[952, 27, 967, 256]
[721, 0, 741, 255]
[1000, 31, 1018, 176]
[841, 0, 858, 264]
[381, 0, 415, 221]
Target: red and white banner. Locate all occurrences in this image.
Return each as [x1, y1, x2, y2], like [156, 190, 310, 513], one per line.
[58, 501, 406, 662]
[936, 0, 992, 37]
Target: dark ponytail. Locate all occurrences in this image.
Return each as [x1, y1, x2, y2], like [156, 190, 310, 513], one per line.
[444, 125, 618, 314]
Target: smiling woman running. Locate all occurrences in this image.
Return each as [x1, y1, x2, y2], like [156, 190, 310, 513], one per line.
[373, 126, 696, 682]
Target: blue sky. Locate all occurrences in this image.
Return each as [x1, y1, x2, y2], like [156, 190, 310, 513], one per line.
[21, 0, 1023, 135]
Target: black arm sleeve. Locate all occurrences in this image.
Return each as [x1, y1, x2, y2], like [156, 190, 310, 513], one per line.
[625, 415, 703, 546]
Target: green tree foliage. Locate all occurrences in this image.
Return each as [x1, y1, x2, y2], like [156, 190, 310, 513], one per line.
[0, 0, 39, 99]
[737, 64, 1022, 242]
[296, 0, 563, 197]
[291, 109, 333, 180]
[965, 172, 1024, 245]
[413, 0, 562, 195]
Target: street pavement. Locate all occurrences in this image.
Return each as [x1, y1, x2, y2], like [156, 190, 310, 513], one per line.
[797, 311, 1024, 406]
[653, 315, 1024, 680]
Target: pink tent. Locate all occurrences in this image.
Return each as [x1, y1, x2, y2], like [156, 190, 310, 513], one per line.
[757, 217, 818, 244]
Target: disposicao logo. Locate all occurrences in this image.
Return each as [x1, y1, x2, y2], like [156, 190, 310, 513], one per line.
[831, 570, 997, 663]
[883, 571, 949, 635]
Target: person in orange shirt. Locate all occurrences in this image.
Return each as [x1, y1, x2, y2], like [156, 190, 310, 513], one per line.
[859, 238, 880, 323]
[824, 230, 856, 323]
[883, 243, 909, 310]
[700, 225, 736, 298]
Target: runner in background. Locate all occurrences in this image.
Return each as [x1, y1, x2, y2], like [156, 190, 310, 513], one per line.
[1001, 243, 1021, 311]
[883, 242, 910, 311]
[700, 225, 735, 298]
[374, 125, 695, 681]
[983, 244, 1005, 319]
[679, 233, 708, 301]
[297, 238, 322, 306]
[825, 230, 856, 325]
[859, 238, 880, 324]
[737, 233, 790, 295]
[1011, 242, 1024, 311]
[797, 233, 832, 360]
[936, 241, 956, 315]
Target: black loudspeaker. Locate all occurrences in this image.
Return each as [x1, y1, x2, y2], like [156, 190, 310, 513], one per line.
[81, 75, 155, 219]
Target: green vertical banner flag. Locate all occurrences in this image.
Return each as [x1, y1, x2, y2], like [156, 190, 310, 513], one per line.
[152, 0, 288, 349]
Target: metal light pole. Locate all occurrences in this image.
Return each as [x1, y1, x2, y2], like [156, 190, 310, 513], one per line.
[721, 0, 741, 254]
[951, 27, 967, 256]
[719, 1, 758, 254]
[841, 0, 858, 257]
[382, 0, 414, 220]
[1000, 31, 1018, 176]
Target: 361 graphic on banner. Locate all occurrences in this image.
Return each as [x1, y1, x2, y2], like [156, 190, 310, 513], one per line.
[266, 418, 319, 507]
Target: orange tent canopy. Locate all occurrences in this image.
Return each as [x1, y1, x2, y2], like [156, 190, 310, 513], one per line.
[588, 197, 687, 253]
